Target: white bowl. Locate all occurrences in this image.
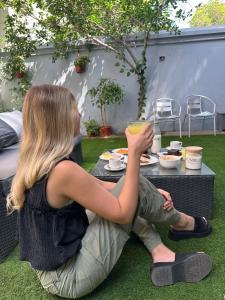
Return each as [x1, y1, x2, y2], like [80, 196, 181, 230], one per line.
[159, 155, 181, 169]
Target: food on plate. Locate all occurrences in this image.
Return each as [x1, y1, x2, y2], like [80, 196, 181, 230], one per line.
[140, 154, 150, 165]
[100, 152, 121, 160]
[115, 148, 129, 155]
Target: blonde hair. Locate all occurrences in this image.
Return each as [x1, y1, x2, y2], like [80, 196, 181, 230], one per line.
[7, 84, 80, 211]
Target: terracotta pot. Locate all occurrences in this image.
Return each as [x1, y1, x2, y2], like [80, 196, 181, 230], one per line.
[15, 71, 25, 78]
[75, 65, 85, 73]
[100, 125, 112, 137]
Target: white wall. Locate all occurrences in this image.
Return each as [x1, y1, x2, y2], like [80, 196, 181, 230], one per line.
[1, 26, 225, 134]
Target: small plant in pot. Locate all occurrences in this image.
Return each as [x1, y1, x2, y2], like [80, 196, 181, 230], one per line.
[2, 56, 27, 80]
[83, 119, 100, 137]
[87, 78, 124, 137]
[74, 55, 90, 73]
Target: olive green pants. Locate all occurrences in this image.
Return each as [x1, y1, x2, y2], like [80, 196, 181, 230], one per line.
[35, 175, 180, 299]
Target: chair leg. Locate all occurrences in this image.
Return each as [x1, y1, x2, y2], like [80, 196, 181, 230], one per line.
[188, 115, 191, 138]
[182, 115, 186, 131]
[179, 118, 182, 138]
[214, 116, 216, 136]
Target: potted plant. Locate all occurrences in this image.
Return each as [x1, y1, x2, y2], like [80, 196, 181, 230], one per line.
[1, 56, 27, 80]
[88, 78, 124, 137]
[83, 119, 100, 137]
[74, 55, 90, 73]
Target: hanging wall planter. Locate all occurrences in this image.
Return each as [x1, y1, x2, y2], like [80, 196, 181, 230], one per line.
[75, 65, 85, 73]
[15, 71, 25, 79]
[74, 55, 90, 74]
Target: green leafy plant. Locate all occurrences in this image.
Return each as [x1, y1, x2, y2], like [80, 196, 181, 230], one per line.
[0, 0, 189, 118]
[74, 55, 90, 73]
[74, 55, 90, 67]
[83, 119, 100, 137]
[190, 0, 225, 27]
[2, 56, 26, 80]
[0, 58, 32, 110]
[10, 72, 32, 110]
[88, 78, 124, 126]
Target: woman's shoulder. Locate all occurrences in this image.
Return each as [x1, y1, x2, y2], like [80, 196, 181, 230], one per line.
[46, 159, 84, 208]
[53, 159, 81, 179]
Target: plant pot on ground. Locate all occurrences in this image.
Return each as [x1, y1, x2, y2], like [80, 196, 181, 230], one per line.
[87, 78, 124, 137]
[74, 55, 90, 74]
[99, 125, 112, 137]
[83, 119, 100, 137]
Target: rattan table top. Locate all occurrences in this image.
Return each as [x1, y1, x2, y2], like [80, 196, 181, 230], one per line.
[91, 157, 215, 180]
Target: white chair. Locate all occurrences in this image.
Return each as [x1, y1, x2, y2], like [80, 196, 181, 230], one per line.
[152, 98, 182, 138]
[184, 95, 216, 137]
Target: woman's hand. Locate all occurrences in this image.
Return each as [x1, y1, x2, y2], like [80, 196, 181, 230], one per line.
[157, 188, 174, 211]
[125, 123, 154, 156]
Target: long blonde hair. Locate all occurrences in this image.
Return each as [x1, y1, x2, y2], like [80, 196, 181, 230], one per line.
[7, 84, 80, 211]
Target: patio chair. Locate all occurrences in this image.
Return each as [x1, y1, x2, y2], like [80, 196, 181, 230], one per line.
[152, 98, 182, 138]
[184, 95, 216, 137]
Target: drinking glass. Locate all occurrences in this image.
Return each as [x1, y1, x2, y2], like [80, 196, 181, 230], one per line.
[127, 120, 149, 135]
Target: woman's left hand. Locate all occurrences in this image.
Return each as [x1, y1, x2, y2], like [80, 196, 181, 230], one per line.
[157, 188, 174, 211]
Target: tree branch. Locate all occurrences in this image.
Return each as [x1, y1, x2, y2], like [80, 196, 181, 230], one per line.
[89, 19, 138, 69]
[91, 37, 137, 71]
[141, 30, 149, 62]
[124, 43, 138, 65]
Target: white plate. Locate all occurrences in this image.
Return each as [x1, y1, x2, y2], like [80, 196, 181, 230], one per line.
[166, 146, 182, 151]
[104, 163, 126, 172]
[111, 148, 129, 155]
[123, 155, 159, 166]
[99, 152, 123, 161]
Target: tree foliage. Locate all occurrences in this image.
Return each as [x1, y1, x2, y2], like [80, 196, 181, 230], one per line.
[0, 0, 188, 118]
[190, 0, 225, 27]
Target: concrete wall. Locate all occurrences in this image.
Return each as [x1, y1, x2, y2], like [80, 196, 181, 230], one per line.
[1, 26, 225, 134]
[0, 9, 6, 49]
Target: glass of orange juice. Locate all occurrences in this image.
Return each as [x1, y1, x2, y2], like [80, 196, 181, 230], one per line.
[128, 120, 149, 135]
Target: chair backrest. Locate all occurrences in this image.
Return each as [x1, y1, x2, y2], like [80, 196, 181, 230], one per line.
[153, 98, 173, 118]
[186, 95, 216, 115]
[187, 96, 202, 115]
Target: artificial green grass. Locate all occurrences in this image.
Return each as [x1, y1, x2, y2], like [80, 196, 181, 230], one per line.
[1, 135, 225, 300]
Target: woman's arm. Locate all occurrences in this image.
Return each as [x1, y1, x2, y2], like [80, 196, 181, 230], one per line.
[47, 125, 153, 224]
[94, 178, 116, 191]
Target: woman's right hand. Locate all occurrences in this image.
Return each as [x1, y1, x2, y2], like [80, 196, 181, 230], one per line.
[125, 123, 154, 156]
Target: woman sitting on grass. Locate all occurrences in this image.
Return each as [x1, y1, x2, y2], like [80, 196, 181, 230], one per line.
[7, 85, 212, 299]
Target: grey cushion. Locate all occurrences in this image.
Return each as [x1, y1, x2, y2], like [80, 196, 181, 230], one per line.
[0, 119, 18, 149]
[0, 111, 22, 149]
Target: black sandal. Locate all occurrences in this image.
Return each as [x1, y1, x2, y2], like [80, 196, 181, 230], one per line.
[151, 252, 212, 287]
[168, 216, 212, 241]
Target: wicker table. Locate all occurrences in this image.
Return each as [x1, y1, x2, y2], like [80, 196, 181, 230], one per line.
[91, 158, 215, 219]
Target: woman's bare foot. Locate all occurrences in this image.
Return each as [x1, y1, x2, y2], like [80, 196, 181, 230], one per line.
[172, 212, 195, 231]
[151, 243, 175, 263]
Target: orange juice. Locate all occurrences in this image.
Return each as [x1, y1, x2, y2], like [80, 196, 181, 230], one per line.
[128, 121, 148, 135]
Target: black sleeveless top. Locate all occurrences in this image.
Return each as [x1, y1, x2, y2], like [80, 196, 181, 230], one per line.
[18, 163, 89, 271]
